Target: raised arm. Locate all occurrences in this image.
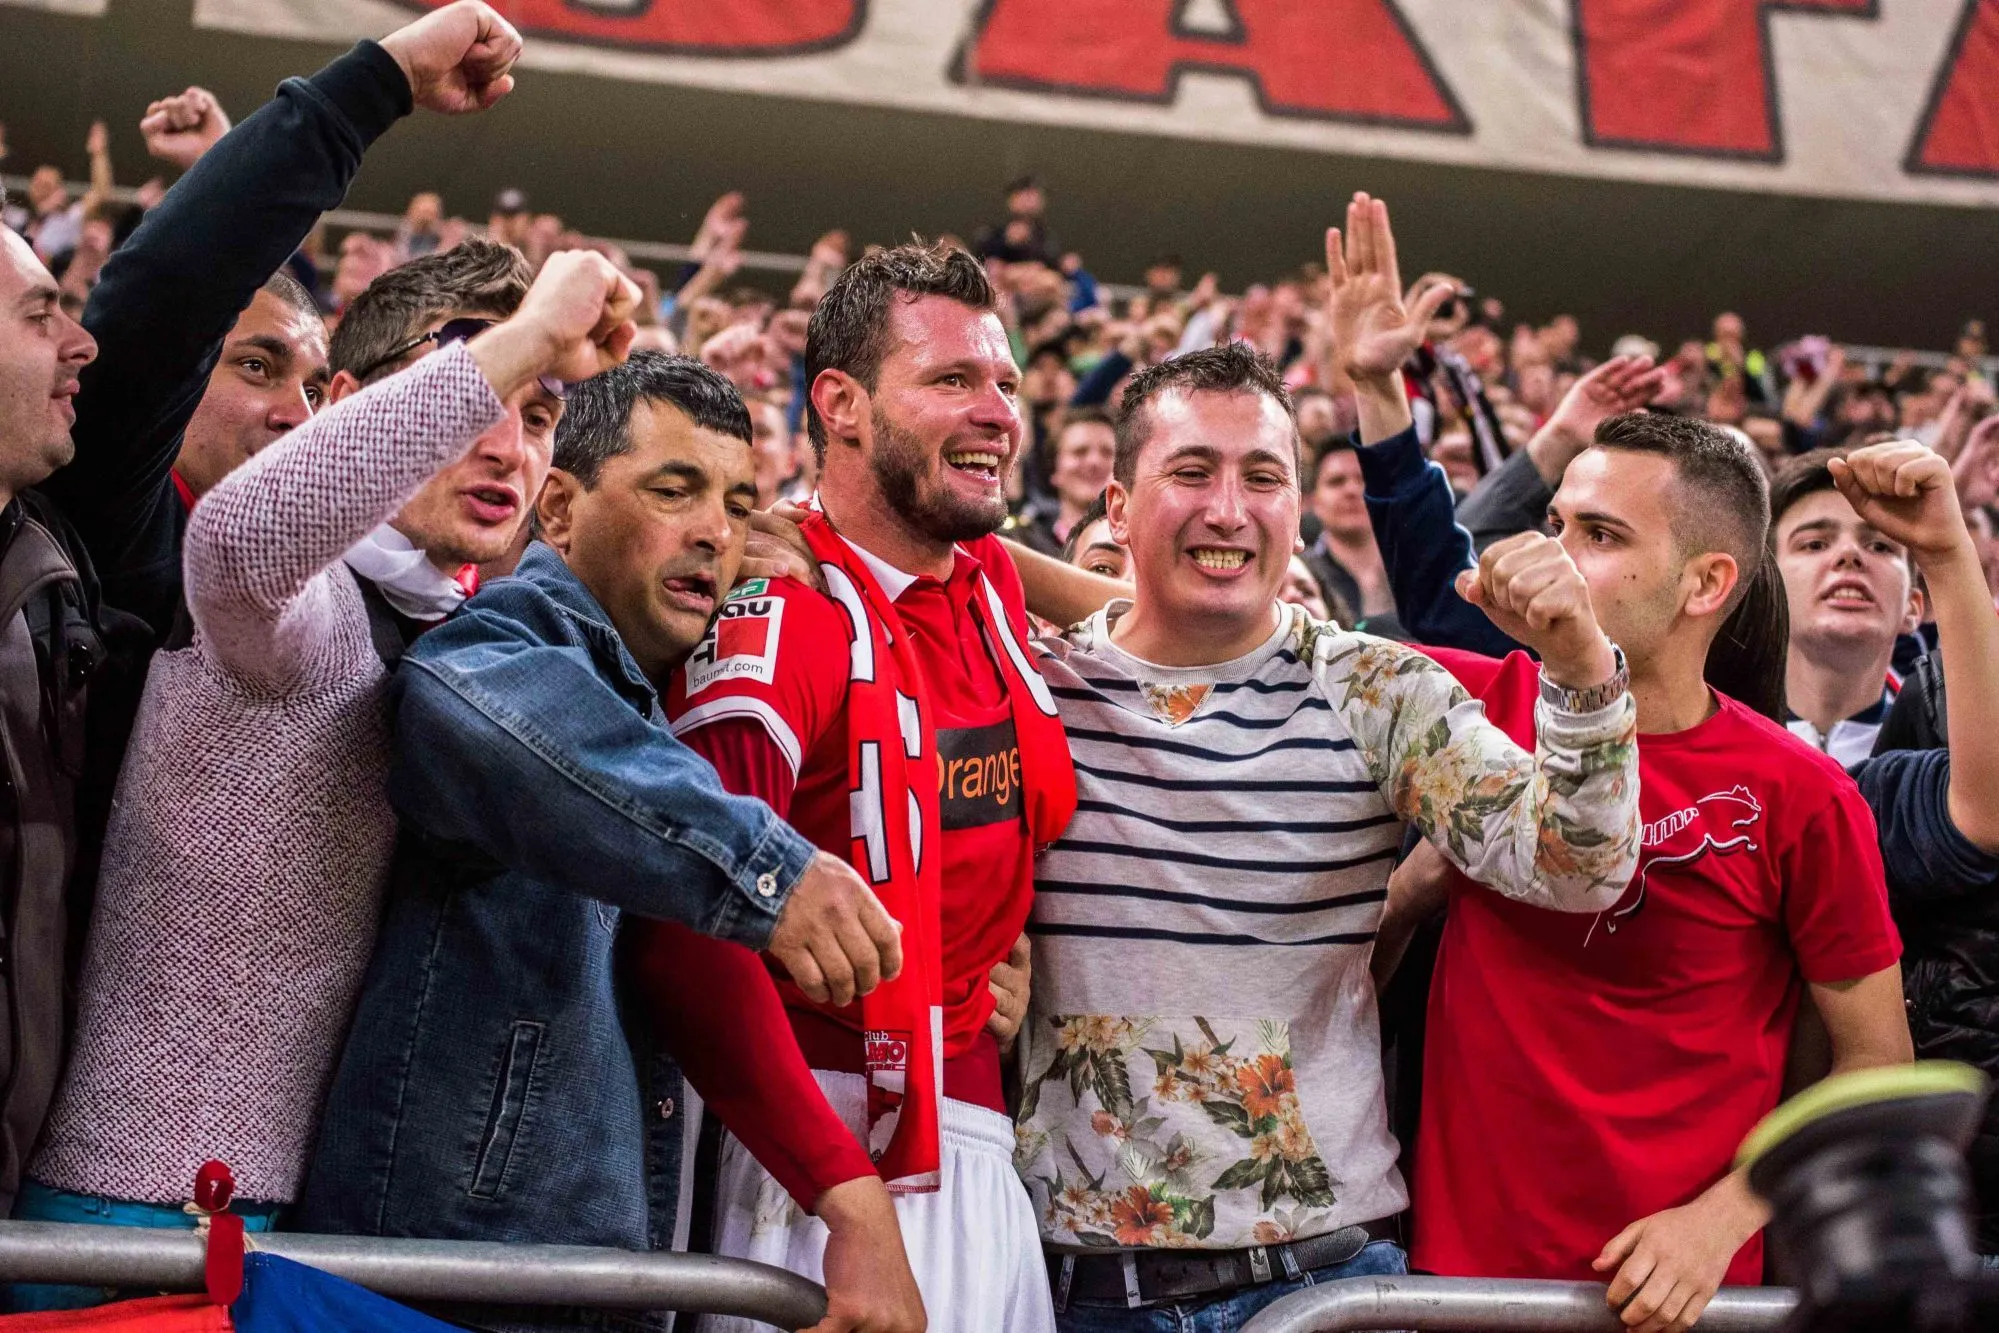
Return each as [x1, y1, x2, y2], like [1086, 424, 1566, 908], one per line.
[43, 2, 522, 636]
[1326, 193, 1518, 656]
[1325, 621, 1637, 913]
[1833, 440, 1999, 854]
[186, 249, 634, 689]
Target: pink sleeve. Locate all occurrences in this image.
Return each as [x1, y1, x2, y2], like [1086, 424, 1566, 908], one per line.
[182, 340, 503, 688]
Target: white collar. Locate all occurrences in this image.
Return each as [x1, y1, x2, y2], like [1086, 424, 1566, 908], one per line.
[340, 523, 465, 622]
[810, 494, 959, 602]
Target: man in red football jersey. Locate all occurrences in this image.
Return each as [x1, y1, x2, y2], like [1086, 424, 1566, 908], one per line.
[633, 243, 1077, 1333]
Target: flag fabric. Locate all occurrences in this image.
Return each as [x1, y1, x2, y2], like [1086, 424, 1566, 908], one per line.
[0, 1252, 465, 1332]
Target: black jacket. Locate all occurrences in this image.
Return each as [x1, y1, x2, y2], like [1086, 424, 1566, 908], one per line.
[39, 40, 412, 642]
[1863, 663, 1999, 1249]
[0, 494, 146, 1212]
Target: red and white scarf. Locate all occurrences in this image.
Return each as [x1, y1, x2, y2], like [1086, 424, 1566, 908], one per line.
[800, 513, 1075, 1191]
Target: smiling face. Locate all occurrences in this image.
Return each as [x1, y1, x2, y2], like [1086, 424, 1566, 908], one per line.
[0, 228, 95, 500]
[538, 398, 755, 683]
[1776, 487, 1919, 662]
[1051, 417, 1115, 513]
[177, 289, 330, 497]
[1109, 387, 1299, 651]
[856, 294, 1023, 544]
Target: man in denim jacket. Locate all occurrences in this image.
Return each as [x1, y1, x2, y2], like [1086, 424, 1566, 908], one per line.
[296, 354, 918, 1333]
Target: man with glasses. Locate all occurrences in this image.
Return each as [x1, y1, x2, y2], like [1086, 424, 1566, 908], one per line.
[12, 246, 619, 1304]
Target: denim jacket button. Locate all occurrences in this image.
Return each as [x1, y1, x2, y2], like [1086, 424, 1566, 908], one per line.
[657, 1098, 675, 1121]
[755, 872, 778, 898]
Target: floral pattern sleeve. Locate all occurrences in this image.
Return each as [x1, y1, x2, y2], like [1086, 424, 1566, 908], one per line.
[1313, 628, 1640, 912]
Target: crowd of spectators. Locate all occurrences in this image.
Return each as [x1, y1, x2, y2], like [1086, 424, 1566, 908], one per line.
[4, 4, 1999, 1333]
[13, 95, 1997, 627]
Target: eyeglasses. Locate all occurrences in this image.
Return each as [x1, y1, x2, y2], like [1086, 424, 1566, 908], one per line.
[353, 317, 567, 400]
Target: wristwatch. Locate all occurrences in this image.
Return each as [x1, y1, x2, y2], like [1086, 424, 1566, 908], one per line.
[1539, 642, 1629, 713]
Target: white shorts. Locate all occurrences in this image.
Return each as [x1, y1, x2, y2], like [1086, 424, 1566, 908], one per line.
[695, 1070, 1054, 1333]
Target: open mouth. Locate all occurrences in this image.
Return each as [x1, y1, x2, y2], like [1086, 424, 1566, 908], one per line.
[945, 449, 1003, 482]
[661, 572, 718, 616]
[1820, 579, 1878, 609]
[461, 485, 520, 524]
[1189, 547, 1250, 572]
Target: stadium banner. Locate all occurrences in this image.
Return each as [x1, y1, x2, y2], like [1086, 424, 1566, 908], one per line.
[183, 0, 1999, 207]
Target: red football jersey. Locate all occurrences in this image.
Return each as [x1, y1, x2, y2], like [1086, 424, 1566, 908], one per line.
[664, 544, 1038, 1060]
[1412, 649, 1901, 1285]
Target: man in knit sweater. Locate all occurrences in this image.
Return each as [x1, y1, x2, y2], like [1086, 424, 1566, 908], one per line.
[8, 252, 636, 1274]
[1014, 201, 1642, 1330]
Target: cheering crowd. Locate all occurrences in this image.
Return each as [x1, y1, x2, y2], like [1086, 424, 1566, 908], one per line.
[5, 4, 1999, 1333]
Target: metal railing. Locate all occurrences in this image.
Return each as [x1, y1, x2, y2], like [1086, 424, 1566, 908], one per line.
[1241, 1276, 1798, 1332]
[0, 1221, 827, 1326]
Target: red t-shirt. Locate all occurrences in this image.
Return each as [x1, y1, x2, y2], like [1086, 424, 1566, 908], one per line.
[1413, 649, 1902, 1286]
[665, 542, 1037, 1072]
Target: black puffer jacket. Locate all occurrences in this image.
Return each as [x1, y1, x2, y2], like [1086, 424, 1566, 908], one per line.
[1863, 660, 1999, 1250]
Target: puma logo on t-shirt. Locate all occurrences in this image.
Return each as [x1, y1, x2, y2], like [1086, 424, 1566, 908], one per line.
[1589, 785, 1764, 943]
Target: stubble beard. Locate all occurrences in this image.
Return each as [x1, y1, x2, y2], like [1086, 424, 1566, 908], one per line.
[870, 405, 1007, 545]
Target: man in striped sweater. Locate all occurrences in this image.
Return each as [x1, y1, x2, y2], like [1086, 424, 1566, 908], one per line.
[1016, 196, 1643, 1330]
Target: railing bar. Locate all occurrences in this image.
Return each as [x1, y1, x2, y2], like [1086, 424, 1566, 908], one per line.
[0, 1221, 827, 1325]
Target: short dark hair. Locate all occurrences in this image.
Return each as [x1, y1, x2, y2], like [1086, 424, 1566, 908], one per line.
[329, 238, 532, 380]
[1004, 174, 1041, 197]
[1771, 447, 1919, 579]
[1059, 489, 1112, 562]
[1055, 405, 1114, 442]
[553, 350, 751, 488]
[1768, 448, 1842, 527]
[259, 270, 321, 324]
[803, 240, 996, 459]
[1311, 435, 1359, 481]
[1592, 412, 1770, 610]
[1112, 343, 1297, 488]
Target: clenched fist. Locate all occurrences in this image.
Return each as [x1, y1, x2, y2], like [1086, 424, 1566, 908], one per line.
[379, 1, 524, 116]
[768, 852, 906, 1009]
[465, 251, 640, 399]
[140, 87, 230, 170]
[1830, 439, 1972, 568]
[1456, 531, 1618, 692]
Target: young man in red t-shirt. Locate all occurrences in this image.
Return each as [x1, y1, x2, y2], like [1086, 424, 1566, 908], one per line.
[1375, 407, 1913, 1333]
[635, 244, 1077, 1333]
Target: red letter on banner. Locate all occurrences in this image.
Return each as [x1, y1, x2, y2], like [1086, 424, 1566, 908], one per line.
[1573, 0, 1872, 158]
[957, 0, 1467, 131]
[1907, 1, 1999, 177]
[391, 0, 861, 54]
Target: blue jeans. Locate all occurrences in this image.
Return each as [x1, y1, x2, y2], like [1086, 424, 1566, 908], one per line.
[6, 1178, 282, 1312]
[1055, 1239, 1409, 1333]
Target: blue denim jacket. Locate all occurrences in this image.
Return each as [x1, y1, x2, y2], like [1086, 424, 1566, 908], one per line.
[295, 543, 815, 1263]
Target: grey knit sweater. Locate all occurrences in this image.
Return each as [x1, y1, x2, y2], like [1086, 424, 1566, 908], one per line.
[32, 343, 503, 1204]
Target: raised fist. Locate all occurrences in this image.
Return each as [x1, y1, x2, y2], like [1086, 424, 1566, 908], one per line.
[140, 87, 230, 170]
[1831, 440, 1971, 567]
[512, 250, 642, 384]
[379, 0, 523, 116]
[1456, 531, 1618, 692]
